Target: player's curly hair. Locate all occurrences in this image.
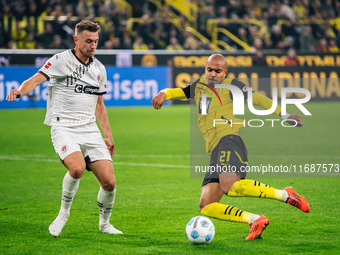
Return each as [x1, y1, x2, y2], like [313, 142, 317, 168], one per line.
[75, 20, 101, 35]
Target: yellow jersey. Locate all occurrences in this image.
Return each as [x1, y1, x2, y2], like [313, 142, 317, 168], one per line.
[180, 77, 281, 155]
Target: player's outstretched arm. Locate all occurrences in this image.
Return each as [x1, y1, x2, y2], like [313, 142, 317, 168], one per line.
[6, 73, 47, 102]
[251, 92, 304, 127]
[152, 88, 187, 109]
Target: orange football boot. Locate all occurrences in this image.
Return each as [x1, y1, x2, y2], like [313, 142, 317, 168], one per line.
[284, 187, 310, 213]
[245, 215, 270, 240]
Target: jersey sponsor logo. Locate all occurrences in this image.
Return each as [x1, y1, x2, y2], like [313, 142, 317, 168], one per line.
[74, 84, 105, 95]
[44, 62, 52, 69]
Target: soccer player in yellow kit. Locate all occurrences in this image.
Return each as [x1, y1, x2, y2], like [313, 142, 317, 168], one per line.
[152, 54, 310, 240]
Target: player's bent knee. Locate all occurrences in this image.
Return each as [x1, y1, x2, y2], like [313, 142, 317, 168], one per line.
[101, 179, 116, 192]
[219, 176, 240, 195]
[199, 198, 214, 211]
[199, 202, 207, 212]
[68, 167, 85, 179]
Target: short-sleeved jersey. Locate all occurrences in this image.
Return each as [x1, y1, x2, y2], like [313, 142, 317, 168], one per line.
[39, 49, 107, 127]
[182, 77, 248, 155]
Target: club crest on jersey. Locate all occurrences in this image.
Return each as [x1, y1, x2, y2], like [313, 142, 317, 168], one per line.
[97, 75, 100, 81]
[44, 62, 52, 69]
[61, 145, 68, 153]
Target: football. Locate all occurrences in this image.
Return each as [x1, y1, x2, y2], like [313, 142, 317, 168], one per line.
[185, 216, 215, 244]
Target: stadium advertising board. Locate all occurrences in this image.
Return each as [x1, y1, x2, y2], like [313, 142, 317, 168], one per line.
[172, 66, 340, 102]
[1, 51, 340, 68]
[0, 66, 169, 109]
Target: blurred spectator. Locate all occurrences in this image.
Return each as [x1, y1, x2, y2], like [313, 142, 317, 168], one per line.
[102, 40, 113, 49]
[336, 29, 340, 49]
[24, 32, 37, 49]
[217, 6, 228, 19]
[152, 12, 164, 32]
[228, 0, 246, 18]
[49, 35, 66, 49]
[266, 5, 278, 28]
[292, 0, 305, 19]
[302, 0, 315, 16]
[104, 0, 117, 17]
[226, 14, 242, 36]
[336, 1, 340, 17]
[133, 36, 148, 50]
[235, 27, 252, 50]
[166, 37, 183, 50]
[0, 0, 339, 53]
[316, 38, 330, 52]
[284, 48, 299, 66]
[168, 28, 183, 45]
[150, 29, 166, 49]
[184, 34, 199, 50]
[37, 22, 55, 49]
[7, 41, 18, 49]
[0, 4, 14, 48]
[12, 21, 27, 49]
[121, 35, 133, 49]
[270, 25, 284, 49]
[112, 37, 121, 49]
[205, 5, 216, 20]
[299, 25, 316, 51]
[77, 0, 94, 17]
[281, 19, 300, 49]
[100, 25, 116, 49]
[252, 49, 267, 66]
[251, 38, 264, 51]
[280, 0, 295, 20]
[328, 38, 339, 52]
[323, 0, 336, 19]
[313, 0, 323, 16]
[137, 13, 153, 45]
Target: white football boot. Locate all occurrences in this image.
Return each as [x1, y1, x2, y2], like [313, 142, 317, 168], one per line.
[49, 212, 69, 237]
[99, 223, 123, 234]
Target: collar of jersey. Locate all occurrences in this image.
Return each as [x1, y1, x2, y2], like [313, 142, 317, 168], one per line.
[71, 49, 93, 66]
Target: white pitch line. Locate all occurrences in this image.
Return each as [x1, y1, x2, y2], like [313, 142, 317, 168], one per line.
[191, 154, 340, 160]
[0, 155, 189, 169]
[2, 154, 339, 160]
[1, 155, 339, 175]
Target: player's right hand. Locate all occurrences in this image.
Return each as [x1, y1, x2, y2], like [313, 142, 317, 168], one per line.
[152, 92, 166, 110]
[6, 89, 21, 102]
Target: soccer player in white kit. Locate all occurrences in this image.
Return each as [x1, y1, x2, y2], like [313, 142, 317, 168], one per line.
[6, 20, 122, 237]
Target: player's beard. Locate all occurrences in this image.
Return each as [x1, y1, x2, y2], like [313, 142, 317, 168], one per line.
[80, 48, 95, 59]
[208, 78, 218, 86]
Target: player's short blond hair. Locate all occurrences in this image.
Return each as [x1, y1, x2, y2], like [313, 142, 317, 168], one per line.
[75, 20, 101, 35]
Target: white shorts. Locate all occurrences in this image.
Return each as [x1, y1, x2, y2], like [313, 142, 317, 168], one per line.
[51, 122, 112, 163]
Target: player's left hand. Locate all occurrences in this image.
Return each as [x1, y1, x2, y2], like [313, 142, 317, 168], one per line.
[105, 137, 115, 157]
[285, 114, 303, 127]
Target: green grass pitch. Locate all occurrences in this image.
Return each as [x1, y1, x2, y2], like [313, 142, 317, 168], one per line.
[0, 102, 339, 254]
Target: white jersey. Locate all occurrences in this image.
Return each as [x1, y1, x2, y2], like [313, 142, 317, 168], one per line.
[39, 49, 107, 127]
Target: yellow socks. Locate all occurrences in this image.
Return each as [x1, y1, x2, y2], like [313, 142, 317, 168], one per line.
[201, 202, 258, 224]
[200, 180, 289, 225]
[228, 179, 286, 201]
